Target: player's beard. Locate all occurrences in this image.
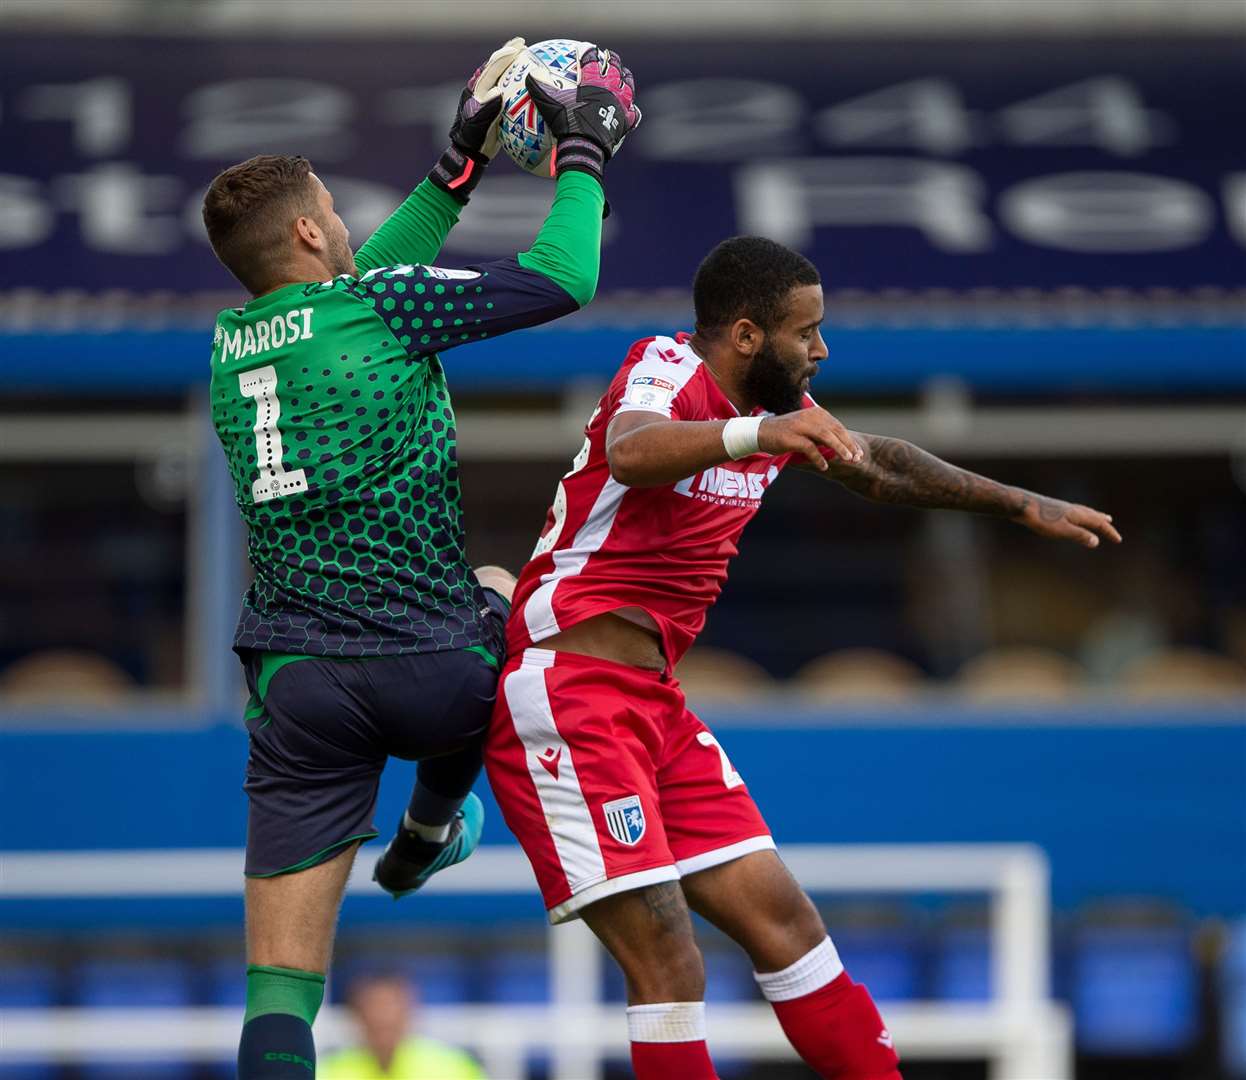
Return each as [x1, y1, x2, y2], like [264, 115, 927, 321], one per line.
[324, 225, 357, 278]
[744, 336, 807, 415]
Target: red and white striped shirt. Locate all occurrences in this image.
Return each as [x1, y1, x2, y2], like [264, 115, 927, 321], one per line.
[507, 332, 822, 667]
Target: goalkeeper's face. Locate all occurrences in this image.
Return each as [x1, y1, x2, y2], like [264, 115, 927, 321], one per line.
[744, 284, 828, 415]
[308, 173, 356, 278]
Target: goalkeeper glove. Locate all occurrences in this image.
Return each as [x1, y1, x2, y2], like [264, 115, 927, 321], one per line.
[429, 36, 525, 204]
[525, 45, 641, 183]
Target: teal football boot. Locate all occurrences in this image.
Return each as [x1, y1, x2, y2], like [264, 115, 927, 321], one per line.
[372, 793, 484, 899]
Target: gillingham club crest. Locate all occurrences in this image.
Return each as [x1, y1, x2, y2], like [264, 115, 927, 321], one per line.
[603, 795, 646, 846]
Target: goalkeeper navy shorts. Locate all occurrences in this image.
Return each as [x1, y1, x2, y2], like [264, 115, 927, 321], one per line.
[240, 588, 509, 877]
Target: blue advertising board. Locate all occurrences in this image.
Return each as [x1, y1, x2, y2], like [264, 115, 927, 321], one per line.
[2, 33, 1244, 297]
[1, 710, 1243, 930]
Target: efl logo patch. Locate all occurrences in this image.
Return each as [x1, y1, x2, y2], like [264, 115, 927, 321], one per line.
[603, 794, 646, 846]
[623, 375, 676, 411]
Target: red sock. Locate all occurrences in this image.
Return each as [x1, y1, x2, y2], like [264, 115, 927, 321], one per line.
[755, 938, 901, 1080]
[770, 974, 901, 1079]
[627, 1002, 719, 1080]
[631, 1040, 718, 1079]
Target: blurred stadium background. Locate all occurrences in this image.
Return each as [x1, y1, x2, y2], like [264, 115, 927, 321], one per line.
[1, 0, 1244, 1077]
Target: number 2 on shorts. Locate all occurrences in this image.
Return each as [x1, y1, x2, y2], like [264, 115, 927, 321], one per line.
[697, 731, 744, 789]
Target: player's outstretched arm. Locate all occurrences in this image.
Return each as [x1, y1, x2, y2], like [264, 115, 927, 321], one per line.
[515, 45, 641, 307]
[339, 44, 641, 360]
[606, 408, 861, 489]
[360, 42, 640, 299]
[821, 432, 1123, 549]
[354, 38, 526, 275]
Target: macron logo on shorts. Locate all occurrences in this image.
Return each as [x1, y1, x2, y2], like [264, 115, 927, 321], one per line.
[538, 746, 563, 780]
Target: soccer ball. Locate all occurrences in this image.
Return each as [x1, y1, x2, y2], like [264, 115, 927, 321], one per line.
[497, 38, 591, 177]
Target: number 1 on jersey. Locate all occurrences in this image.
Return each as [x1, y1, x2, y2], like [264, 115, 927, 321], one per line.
[239, 364, 308, 504]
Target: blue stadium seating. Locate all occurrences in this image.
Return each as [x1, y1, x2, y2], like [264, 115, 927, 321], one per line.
[1070, 925, 1198, 1055]
[702, 950, 757, 1078]
[703, 949, 758, 1004]
[932, 926, 991, 1001]
[0, 963, 59, 1080]
[87, 1066, 194, 1080]
[331, 952, 474, 1005]
[202, 959, 245, 1080]
[832, 926, 922, 1003]
[601, 953, 627, 1003]
[204, 957, 246, 1008]
[482, 948, 548, 1003]
[481, 950, 550, 1075]
[72, 959, 196, 1080]
[1221, 919, 1246, 1078]
[602, 944, 759, 1004]
[206, 1058, 237, 1080]
[400, 953, 475, 1006]
[0, 962, 58, 1007]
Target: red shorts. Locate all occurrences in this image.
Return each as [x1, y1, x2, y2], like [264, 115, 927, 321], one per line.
[484, 647, 774, 923]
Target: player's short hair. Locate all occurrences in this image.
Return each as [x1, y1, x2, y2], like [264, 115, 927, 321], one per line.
[202, 154, 318, 295]
[693, 236, 820, 337]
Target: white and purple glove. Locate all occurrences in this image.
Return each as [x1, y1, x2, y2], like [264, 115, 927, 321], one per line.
[430, 37, 526, 204]
[526, 45, 641, 183]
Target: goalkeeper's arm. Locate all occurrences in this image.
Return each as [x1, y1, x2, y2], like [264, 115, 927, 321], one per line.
[357, 37, 640, 298]
[352, 179, 462, 277]
[515, 170, 603, 307]
[354, 38, 527, 275]
[352, 122, 605, 301]
[328, 170, 602, 358]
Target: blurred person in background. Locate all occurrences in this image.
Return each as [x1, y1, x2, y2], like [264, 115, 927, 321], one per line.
[321, 972, 486, 1080]
[199, 37, 640, 1080]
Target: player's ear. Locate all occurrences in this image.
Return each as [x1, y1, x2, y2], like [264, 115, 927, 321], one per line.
[729, 317, 762, 357]
[294, 214, 325, 253]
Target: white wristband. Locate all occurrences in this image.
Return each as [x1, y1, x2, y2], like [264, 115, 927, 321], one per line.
[722, 416, 763, 460]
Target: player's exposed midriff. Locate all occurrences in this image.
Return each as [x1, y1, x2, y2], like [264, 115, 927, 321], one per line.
[537, 610, 666, 672]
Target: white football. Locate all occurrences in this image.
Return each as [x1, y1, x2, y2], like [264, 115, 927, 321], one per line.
[497, 38, 592, 178]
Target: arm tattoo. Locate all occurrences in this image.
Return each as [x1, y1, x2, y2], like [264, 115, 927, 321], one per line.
[830, 434, 1029, 517]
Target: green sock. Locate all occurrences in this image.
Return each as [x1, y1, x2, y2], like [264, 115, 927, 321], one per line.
[243, 964, 326, 1025]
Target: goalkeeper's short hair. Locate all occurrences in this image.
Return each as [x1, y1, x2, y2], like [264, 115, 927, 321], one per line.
[693, 236, 820, 337]
[202, 154, 318, 295]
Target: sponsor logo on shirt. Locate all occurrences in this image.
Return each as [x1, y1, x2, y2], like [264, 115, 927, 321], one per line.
[672, 464, 781, 508]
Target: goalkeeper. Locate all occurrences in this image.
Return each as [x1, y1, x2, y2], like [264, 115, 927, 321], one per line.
[200, 39, 640, 1080]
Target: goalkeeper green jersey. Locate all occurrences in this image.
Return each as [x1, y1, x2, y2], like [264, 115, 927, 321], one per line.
[209, 172, 603, 657]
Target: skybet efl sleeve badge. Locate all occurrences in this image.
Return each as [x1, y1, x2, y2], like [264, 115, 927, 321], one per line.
[622, 375, 676, 411]
[602, 794, 646, 846]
